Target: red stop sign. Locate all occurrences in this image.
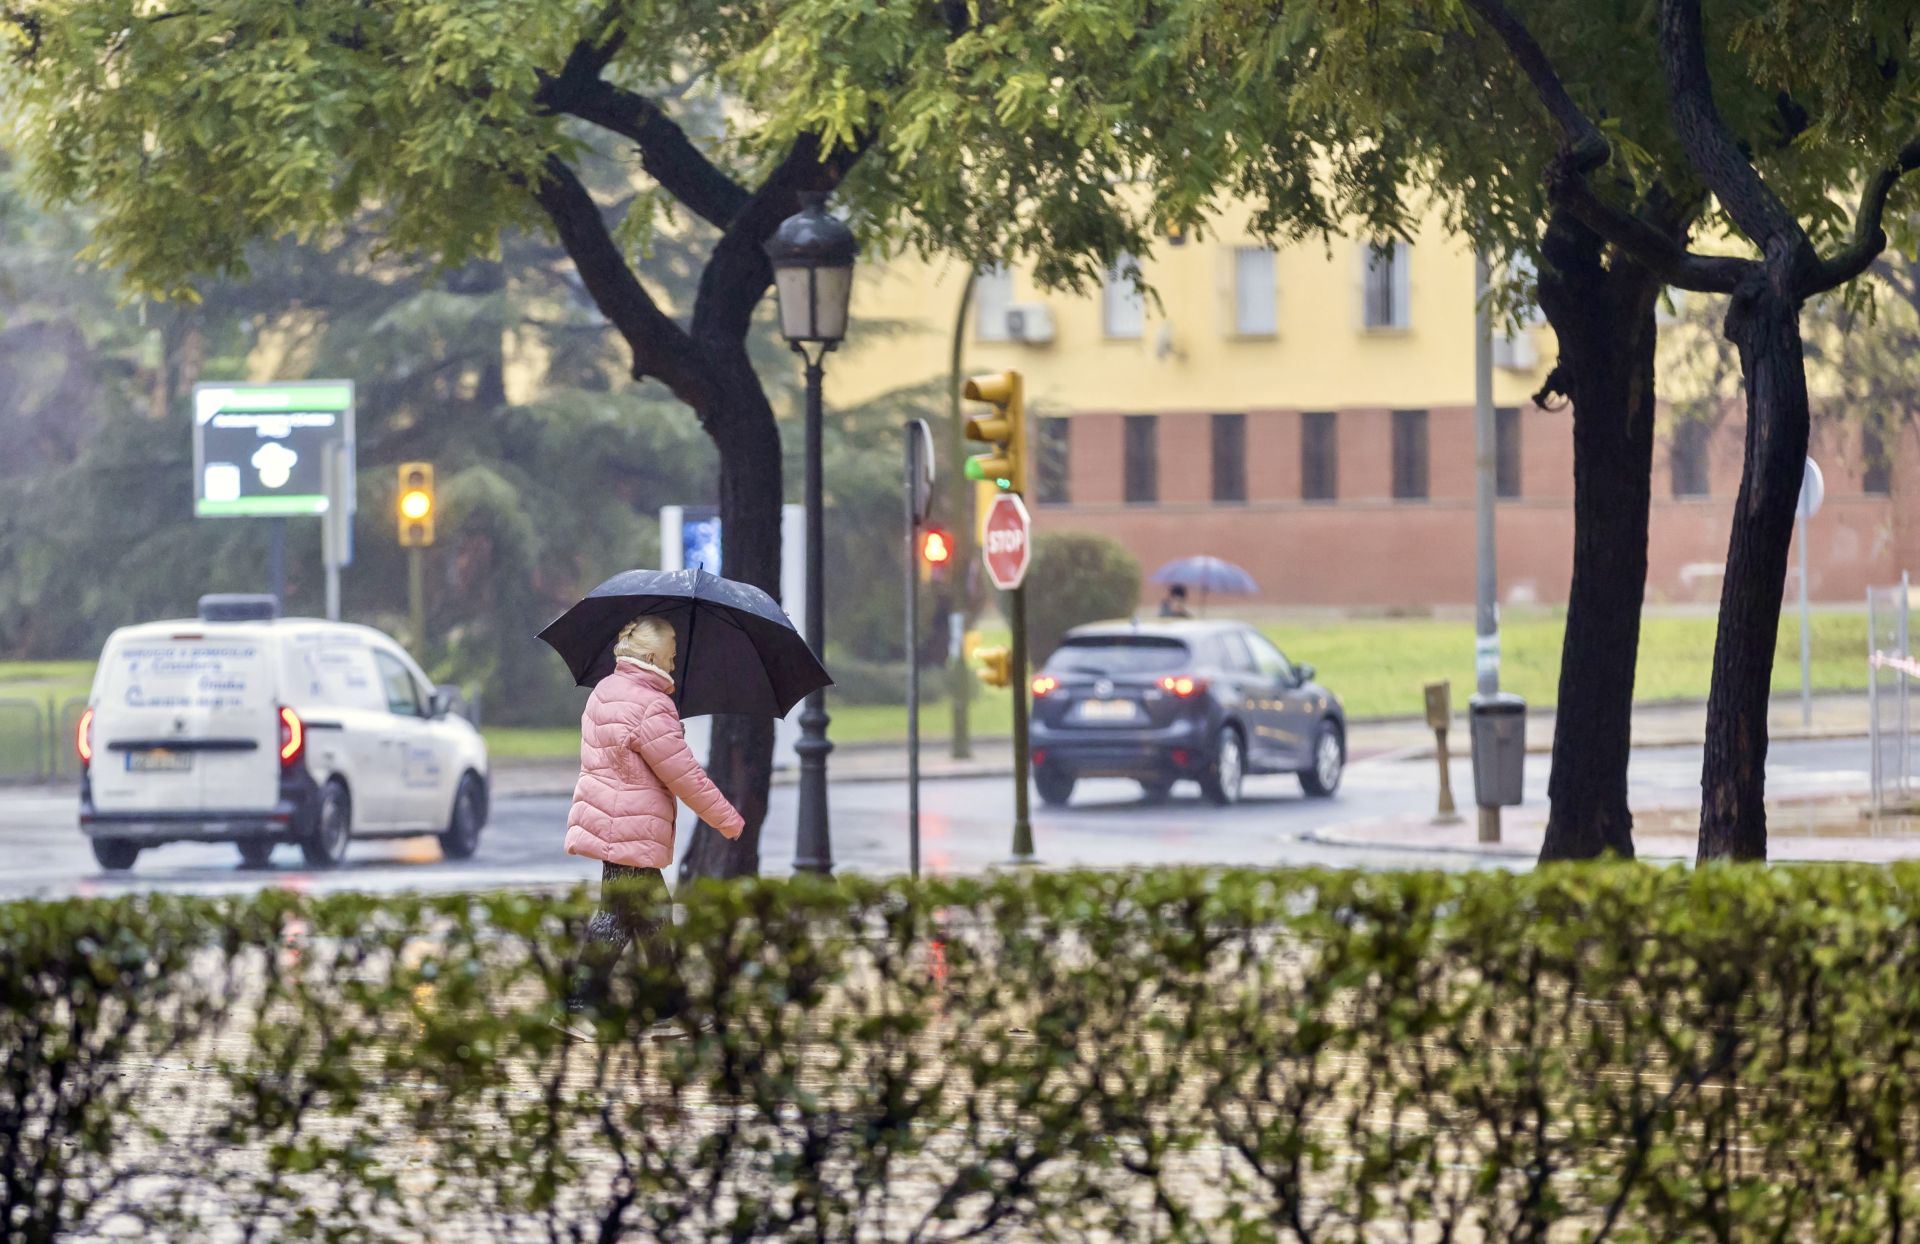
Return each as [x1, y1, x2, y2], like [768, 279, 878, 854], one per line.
[982, 493, 1032, 590]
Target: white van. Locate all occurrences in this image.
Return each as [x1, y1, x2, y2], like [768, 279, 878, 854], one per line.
[78, 595, 490, 872]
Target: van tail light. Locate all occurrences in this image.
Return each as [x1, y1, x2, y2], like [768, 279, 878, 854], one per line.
[76, 708, 94, 769]
[1159, 675, 1208, 698]
[278, 706, 305, 767]
[1031, 675, 1059, 698]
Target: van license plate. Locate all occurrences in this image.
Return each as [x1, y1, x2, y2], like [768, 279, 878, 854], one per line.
[126, 749, 192, 773]
[1077, 699, 1140, 723]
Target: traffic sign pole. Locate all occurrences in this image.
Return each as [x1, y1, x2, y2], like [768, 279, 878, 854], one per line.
[978, 491, 1035, 862]
[903, 420, 932, 881]
[1798, 457, 1825, 728]
[1009, 582, 1034, 863]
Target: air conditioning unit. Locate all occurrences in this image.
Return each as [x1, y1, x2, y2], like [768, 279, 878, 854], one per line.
[1492, 330, 1538, 371]
[1004, 303, 1055, 344]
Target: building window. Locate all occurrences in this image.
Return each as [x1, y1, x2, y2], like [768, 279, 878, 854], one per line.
[1301, 411, 1337, 502]
[1392, 409, 1429, 501]
[1124, 415, 1158, 504]
[1232, 247, 1278, 336]
[1103, 255, 1146, 339]
[1496, 406, 1522, 499]
[1212, 413, 1247, 503]
[1036, 417, 1071, 505]
[1865, 425, 1892, 496]
[1671, 420, 1710, 497]
[1363, 240, 1411, 330]
[973, 263, 1012, 341]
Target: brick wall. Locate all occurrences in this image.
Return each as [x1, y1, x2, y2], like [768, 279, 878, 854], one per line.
[1034, 404, 1912, 607]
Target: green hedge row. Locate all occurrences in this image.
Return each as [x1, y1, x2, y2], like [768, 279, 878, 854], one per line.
[10, 865, 1920, 1241]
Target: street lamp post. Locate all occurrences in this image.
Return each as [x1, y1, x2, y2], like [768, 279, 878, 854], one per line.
[767, 192, 857, 876]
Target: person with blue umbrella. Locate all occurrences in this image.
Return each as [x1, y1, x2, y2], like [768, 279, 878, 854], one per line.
[1149, 556, 1261, 615]
[537, 568, 830, 1038]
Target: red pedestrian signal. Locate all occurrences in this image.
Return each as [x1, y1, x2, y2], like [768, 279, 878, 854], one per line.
[920, 528, 952, 566]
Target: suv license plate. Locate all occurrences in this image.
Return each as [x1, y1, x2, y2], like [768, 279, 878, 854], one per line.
[126, 749, 192, 773]
[1078, 699, 1140, 723]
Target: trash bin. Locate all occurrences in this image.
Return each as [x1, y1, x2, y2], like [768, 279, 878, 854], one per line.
[1469, 692, 1527, 807]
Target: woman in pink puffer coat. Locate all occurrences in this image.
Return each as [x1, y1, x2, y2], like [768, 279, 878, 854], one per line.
[563, 615, 743, 1024]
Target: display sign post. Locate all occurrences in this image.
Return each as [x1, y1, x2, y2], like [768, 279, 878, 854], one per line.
[194, 381, 355, 617]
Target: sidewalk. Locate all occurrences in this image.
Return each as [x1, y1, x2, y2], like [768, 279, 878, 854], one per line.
[1306, 795, 1920, 864]
[490, 692, 1876, 799]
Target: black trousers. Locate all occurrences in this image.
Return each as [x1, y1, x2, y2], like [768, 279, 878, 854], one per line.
[569, 863, 677, 1015]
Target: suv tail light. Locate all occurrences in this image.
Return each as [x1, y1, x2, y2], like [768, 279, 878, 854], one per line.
[76, 707, 94, 769]
[1031, 675, 1059, 697]
[1158, 675, 1208, 698]
[278, 706, 305, 767]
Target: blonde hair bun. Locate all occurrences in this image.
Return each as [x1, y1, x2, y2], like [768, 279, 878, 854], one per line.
[614, 616, 676, 668]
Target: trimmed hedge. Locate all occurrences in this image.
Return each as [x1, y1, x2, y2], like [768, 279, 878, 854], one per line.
[10, 866, 1920, 1240]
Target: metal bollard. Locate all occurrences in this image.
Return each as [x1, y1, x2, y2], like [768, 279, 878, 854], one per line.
[1424, 681, 1462, 825]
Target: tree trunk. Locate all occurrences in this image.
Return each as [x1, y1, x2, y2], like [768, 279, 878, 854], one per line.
[1536, 211, 1665, 862]
[1696, 278, 1810, 861]
[677, 356, 784, 881]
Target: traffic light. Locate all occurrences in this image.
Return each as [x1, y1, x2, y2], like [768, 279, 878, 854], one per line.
[975, 645, 1012, 688]
[918, 526, 953, 581]
[396, 462, 435, 547]
[962, 369, 1025, 494]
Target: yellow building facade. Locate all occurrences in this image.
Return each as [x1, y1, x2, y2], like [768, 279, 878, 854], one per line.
[835, 205, 1907, 609]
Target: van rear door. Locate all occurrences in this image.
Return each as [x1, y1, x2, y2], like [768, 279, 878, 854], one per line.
[88, 631, 279, 814]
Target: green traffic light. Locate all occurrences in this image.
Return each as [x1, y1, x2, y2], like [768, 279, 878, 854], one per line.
[965, 456, 985, 482]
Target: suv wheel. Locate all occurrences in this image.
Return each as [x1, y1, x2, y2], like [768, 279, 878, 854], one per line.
[91, 838, 140, 871]
[438, 773, 486, 861]
[1200, 726, 1246, 807]
[237, 839, 276, 869]
[1300, 720, 1344, 798]
[301, 780, 352, 869]
[1035, 764, 1077, 808]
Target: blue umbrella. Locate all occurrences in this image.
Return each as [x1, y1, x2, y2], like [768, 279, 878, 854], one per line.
[537, 568, 830, 718]
[1149, 556, 1260, 595]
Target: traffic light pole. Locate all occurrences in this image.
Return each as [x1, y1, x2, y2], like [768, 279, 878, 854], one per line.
[1009, 583, 1034, 862]
[946, 277, 975, 761]
[407, 546, 426, 658]
[904, 424, 923, 881]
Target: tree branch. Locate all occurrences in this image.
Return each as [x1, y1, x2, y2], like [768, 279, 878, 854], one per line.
[1657, 0, 1800, 249]
[1464, 0, 1741, 293]
[690, 131, 872, 351]
[536, 12, 750, 232]
[1806, 136, 1920, 294]
[529, 155, 716, 410]
[1550, 168, 1743, 292]
[1463, 0, 1608, 171]
[538, 74, 750, 230]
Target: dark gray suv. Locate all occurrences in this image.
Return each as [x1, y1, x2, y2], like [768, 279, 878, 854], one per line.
[1028, 620, 1345, 807]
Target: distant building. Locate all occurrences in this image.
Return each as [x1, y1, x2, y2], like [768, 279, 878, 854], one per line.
[840, 206, 1911, 607]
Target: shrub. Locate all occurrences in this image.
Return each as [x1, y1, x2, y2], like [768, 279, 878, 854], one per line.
[14, 866, 1920, 1240]
[1025, 530, 1141, 661]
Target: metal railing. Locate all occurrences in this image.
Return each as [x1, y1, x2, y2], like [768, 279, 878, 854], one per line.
[0, 695, 90, 785]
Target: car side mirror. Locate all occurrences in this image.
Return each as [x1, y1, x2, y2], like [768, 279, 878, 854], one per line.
[1296, 663, 1316, 686]
[430, 686, 456, 719]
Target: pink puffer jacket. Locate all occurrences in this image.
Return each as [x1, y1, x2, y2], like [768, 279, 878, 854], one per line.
[565, 661, 744, 869]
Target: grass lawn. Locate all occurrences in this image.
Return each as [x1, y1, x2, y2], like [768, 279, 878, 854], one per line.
[1262, 609, 1868, 723]
[7, 612, 1872, 766]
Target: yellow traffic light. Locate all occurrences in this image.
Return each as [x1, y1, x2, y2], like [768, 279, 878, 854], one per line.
[397, 462, 435, 547]
[962, 369, 1025, 494]
[975, 645, 1012, 688]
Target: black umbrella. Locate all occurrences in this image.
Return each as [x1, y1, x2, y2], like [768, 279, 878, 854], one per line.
[537, 568, 831, 718]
